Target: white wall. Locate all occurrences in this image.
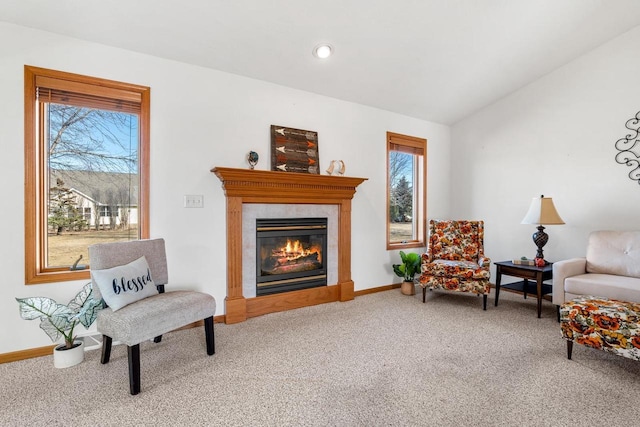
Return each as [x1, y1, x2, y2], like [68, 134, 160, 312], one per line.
[451, 25, 640, 276]
[0, 22, 450, 354]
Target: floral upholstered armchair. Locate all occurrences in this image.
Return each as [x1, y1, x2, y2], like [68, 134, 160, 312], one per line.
[418, 220, 491, 310]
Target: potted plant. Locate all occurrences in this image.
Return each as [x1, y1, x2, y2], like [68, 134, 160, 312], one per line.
[16, 282, 102, 368]
[393, 251, 422, 296]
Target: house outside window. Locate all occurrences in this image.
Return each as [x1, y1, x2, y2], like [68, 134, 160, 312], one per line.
[24, 66, 150, 284]
[83, 207, 92, 222]
[387, 131, 427, 250]
[99, 206, 113, 218]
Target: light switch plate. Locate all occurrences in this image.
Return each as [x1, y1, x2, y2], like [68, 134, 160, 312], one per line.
[184, 195, 204, 208]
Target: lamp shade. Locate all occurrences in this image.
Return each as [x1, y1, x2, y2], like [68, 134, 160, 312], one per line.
[521, 195, 565, 225]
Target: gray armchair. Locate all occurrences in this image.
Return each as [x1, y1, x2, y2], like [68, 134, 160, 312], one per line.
[89, 238, 216, 395]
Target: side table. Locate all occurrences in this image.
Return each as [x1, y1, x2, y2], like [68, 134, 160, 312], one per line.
[494, 261, 553, 318]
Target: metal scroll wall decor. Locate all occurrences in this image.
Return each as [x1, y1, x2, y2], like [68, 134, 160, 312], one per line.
[615, 110, 640, 185]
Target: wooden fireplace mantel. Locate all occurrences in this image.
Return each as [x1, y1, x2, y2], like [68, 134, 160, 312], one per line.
[212, 167, 367, 323]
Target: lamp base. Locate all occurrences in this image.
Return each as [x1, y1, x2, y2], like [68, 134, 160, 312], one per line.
[532, 225, 548, 260]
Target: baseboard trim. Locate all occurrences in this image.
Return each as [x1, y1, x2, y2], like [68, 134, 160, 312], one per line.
[0, 314, 227, 364]
[0, 345, 57, 364]
[354, 283, 401, 297]
[3, 286, 404, 364]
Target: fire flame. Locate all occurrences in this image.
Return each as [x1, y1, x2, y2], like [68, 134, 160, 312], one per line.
[272, 239, 321, 262]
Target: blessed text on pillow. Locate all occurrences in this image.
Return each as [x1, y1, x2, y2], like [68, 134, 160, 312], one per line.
[91, 256, 159, 311]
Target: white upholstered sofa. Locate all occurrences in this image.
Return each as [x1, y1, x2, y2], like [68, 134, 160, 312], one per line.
[553, 230, 640, 306]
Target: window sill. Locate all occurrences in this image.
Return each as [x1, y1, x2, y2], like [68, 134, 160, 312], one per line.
[387, 241, 425, 251]
[26, 268, 90, 285]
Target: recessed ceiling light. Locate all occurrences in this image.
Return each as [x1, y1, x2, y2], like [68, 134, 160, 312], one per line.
[313, 44, 333, 59]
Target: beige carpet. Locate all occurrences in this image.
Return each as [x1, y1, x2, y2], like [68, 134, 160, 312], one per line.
[2, 289, 640, 426]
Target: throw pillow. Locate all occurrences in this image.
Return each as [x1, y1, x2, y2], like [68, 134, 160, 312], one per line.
[91, 256, 159, 311]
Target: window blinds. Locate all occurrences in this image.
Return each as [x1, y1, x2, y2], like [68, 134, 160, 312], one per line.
[35, 75, 141, 114]
[388, 133, 425, 156]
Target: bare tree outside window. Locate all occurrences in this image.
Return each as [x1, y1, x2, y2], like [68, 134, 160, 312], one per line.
[25, 66, 149, 284]
[388, 152, 415, 242]
[48, 105, 137, 173]
[389, 152, 414, 223]
[45, 104, 140, 267]
[387, 132, 426, 250]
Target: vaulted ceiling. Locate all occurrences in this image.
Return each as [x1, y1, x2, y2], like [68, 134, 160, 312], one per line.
[3, 0, 640, 124]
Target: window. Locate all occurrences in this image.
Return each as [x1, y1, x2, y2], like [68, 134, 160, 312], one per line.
[387, 131, 426, 250]
[99, 206, 112, 218]
[24, 66, 150, 284]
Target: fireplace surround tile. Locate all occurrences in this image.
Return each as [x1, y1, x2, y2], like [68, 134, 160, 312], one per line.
[243, 204, 339, 298]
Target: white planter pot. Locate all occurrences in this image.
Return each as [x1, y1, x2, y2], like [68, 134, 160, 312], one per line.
[53, 340, 84, 368]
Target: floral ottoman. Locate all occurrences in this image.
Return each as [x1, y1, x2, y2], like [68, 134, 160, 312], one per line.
[560, 296, 640, 361]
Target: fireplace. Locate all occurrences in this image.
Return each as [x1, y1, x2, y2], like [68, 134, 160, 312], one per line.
[213, 166, 366, 323]
[256, 217, 328, 296]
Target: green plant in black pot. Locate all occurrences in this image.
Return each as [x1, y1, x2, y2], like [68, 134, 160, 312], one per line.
[393, 251, 421, 295]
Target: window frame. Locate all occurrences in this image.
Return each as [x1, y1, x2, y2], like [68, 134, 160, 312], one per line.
[24, 65, 150, 284]
[99, 206, 113, 218]
[386, 131, 427, 250]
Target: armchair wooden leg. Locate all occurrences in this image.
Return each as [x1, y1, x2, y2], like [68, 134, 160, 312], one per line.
[101, 335, 112, 364]
[483, 294, 487, 311]
[153, 335, 163, 343]
[128, 344, 141, 395]
[204, 316, 215, 355]
[422, 287, 426, 303]
[567, 340, 573, 360]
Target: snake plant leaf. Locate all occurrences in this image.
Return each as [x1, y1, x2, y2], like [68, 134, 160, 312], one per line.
[16, 297, 72, 320]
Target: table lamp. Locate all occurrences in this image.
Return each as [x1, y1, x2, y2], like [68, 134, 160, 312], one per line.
[521, 194, 565, 261]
